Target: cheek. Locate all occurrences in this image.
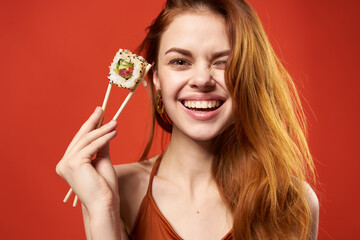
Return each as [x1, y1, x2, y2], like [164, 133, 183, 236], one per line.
[157, 72, 176, 108]
[210, 69, 228, 92]
[226, 100, 234, 122]
[210, 68, 225, 82]
[158, 69, 187, 99]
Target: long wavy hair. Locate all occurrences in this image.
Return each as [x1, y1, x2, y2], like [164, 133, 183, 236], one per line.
[137, 0, 316, 239]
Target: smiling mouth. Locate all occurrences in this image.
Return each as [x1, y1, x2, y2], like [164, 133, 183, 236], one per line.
[181, 100, 224, 111]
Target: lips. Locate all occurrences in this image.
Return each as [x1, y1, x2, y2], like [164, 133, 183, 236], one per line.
[178, 95, 225, 120]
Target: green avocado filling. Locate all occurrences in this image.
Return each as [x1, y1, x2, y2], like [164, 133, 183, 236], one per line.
[113, 60, 134, 80]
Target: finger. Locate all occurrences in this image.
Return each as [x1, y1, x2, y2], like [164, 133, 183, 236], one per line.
[58, 129, 117, 181]
[64, 107, 104, 157]
[93, 143, 117, 191]
[93, 157, 118, 196]
[78, 129, 117, 163]
[97, 138, 110, 158]
[66, 120, 117, 158]
[66, 107, 103, 154]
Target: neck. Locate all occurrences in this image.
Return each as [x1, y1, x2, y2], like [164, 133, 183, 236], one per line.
[158, 126, 217, 199]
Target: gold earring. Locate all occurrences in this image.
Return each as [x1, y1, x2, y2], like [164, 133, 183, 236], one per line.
[156, 90, 164, 115]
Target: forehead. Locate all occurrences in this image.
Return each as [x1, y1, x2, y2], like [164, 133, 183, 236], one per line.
[159, 11, 229, 54]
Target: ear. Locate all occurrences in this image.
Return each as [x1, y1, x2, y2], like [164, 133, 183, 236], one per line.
[153, 68, 161, 91]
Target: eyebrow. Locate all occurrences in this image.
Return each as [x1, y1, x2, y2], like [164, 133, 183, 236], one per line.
[165, 48, 192, 57]
[164, 47, 230, 61]
[211, 50, 230, 62]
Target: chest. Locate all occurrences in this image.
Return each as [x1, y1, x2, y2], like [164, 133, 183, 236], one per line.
[150, 178, 233, 240]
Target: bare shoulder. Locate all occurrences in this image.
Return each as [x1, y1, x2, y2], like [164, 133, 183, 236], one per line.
[304, 182, 319, 213]
[114, 156, 157, 185]
[304, 182, 319, 240]
[114, 156, 158, 201]
[113, 156, 158, 233]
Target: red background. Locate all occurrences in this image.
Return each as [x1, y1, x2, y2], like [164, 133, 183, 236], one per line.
[0, 0, 359, 239]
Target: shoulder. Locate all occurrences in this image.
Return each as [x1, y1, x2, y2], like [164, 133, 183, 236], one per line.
[114, 156, 158, 201]
[113, 156, 158, 232]
[114, 156, 157, 185]
[304, 182, 319, 213]
[304, 182, 319, 240]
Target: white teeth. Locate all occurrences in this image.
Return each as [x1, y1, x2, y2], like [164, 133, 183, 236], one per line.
[183, 100, 222, 109]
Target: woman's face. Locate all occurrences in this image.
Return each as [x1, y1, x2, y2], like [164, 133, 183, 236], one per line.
[154, 11, 233, 141]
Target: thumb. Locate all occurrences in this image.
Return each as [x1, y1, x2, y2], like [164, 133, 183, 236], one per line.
[96, 120, 117, 158]
[97, 141, 110, 158]
[93, 142, 119, 194]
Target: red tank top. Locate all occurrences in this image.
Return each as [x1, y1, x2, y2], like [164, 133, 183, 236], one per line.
[129, 155, 233, 240]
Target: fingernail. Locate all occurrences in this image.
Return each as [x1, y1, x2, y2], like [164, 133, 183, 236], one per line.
[107, 120, 117, 126]
[95, 106, 104, 113]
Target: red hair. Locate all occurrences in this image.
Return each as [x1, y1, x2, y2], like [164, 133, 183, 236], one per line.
[137, 0, 316, 239]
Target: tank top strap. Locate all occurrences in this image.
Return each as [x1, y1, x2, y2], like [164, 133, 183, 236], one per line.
[147, 154, 163, 195]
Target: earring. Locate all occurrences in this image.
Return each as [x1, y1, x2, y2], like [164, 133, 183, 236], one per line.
[156, 90, 164, 115]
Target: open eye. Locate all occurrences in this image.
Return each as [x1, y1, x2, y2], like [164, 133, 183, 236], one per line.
[169, 58, 191, 68]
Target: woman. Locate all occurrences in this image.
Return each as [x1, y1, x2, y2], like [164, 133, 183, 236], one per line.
[56, 0, 319, 239]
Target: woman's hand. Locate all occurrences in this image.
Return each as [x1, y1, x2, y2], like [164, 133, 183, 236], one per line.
[56, 106, 119, 211]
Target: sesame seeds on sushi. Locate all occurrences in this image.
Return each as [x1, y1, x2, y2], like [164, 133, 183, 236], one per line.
[108, 49, 150, 90]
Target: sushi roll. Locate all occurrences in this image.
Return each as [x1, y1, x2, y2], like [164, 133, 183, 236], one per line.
[108, 49, 150, 90]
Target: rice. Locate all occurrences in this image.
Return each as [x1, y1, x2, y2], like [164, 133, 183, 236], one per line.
[108, 49, 150, 90]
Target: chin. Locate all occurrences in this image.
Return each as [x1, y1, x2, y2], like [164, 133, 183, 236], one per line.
[179, 124, 229, 142]
[167, 102, 234, 143]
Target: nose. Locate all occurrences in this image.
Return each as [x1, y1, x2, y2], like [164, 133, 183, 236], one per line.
[188, 65, 216, 91]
